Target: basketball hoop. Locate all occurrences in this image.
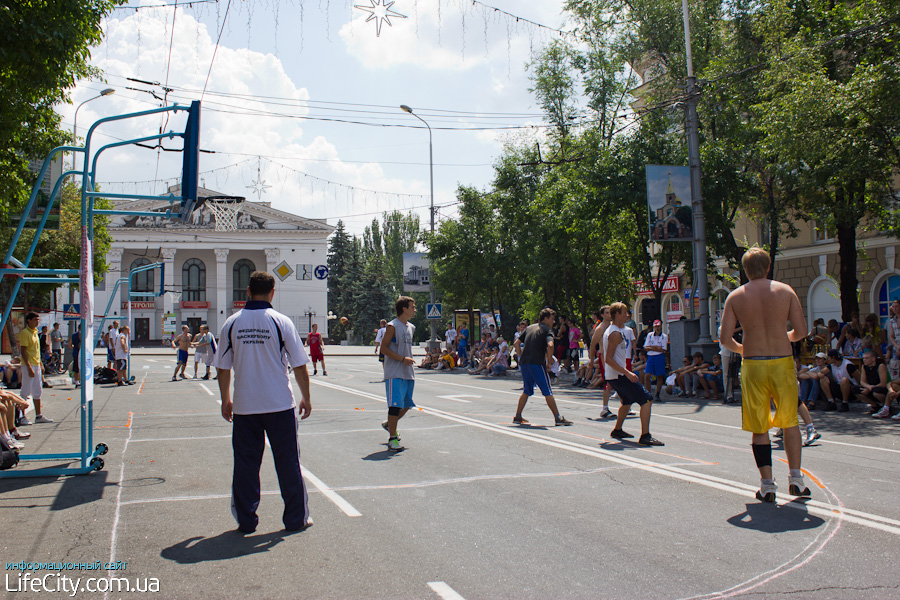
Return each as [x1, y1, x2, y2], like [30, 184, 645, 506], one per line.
[168, 290, 182, 306]
[203, 195, 245, 232]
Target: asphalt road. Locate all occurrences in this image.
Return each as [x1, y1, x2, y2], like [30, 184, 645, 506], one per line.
[2, 355, 900, 600]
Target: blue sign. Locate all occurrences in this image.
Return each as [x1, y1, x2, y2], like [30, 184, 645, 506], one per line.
[314, 265, 329, 280]
[426, 303, 442, 319]
[63, 304, 81, 320]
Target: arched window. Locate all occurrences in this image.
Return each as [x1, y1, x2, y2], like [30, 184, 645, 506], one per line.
[182, 258, 206, 302]
[233, 259, 256, 301]
[877, 275, 900, 327]
[130, 258, 154, 294]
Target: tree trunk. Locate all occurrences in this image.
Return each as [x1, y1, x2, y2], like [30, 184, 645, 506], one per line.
[835, 187, 860, 321]
[766, 177, 779, 280]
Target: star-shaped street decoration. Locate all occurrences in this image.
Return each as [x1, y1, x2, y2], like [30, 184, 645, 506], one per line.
[354, 0, 407, 37]
[246, 160, 272, 201]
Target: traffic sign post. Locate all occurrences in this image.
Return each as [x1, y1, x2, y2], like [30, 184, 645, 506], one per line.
[63, 304, 80, 320]
[314, 265, 329, 280]
[426, 303, 442, 319]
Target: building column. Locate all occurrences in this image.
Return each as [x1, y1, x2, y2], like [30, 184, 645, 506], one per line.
[106, 248, 123, 317]
[264, 248, 281, 312]
[161, 248, 177, 314]
[215, 248, 229, 333]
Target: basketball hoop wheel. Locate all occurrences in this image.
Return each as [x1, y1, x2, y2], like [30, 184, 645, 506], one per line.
[203, 195, 245, 232]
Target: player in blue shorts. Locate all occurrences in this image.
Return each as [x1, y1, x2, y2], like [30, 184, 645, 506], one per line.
[381, 297, 417, 452]
[171, 325, 192, 381]
[512, 308, 572, 426]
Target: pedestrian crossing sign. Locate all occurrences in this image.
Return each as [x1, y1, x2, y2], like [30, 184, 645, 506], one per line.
[426, 303, 442, 319]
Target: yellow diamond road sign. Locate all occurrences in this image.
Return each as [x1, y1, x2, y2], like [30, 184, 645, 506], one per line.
[274, 261, 294, 281]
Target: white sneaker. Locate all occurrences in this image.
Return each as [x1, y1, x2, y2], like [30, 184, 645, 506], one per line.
[872, 406, 890, 418]
[804, 430, 821, 446]
[18, 416, 31, 426]
[788, 475, 811, 497]
[892, 413, 900, 420]
[35, 415, 54, 424]
[756, 480, 777, 503]
[599, 407, 615, 419]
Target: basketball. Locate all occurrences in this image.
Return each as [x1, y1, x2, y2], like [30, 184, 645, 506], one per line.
[340, 317, 348, 325]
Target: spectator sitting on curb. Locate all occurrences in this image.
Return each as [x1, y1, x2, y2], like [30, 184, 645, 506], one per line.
[572, 355, 598, 388]
[840, 327, 863, 358]
[876, 380, 900, 419]
[0, 389, 31, 449]
[825, 349, 859, 412]
[1, 357, 21, 389]
[697, 354, 725, 401]
[858, 349, 889, 414]
[798, 353, 830, 408]
[417, 348, 439, 369]
[488, 347, 510, 376]
[468, 347, 497, 375]
[434, 348, 457, 371]
[679, 352, 709, 398]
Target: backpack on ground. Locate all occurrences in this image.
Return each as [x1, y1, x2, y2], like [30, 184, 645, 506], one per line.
[93, 366, 118, 384]
[0, 436, 19, 470]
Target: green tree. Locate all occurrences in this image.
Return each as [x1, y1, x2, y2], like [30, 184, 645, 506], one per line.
[0, 0, 126, 220]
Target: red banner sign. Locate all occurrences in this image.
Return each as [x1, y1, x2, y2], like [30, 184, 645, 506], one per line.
[633, 275, 680, 297]
[180, 301, 210, 309]
[233, 301, 246, 309]
[122, 301, 156, 310]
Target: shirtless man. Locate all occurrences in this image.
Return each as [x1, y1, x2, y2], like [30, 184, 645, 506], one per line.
[588, 306, 615, 418]
[171, 325, 193, 381]
[720, 247, 810, 502]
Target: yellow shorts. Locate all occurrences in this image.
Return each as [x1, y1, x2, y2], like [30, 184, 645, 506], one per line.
[739, 356, 799, 434]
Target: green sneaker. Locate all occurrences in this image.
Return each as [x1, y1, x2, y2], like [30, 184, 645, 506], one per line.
[387, 436, 404, 453]
[382, 421, 399, 441]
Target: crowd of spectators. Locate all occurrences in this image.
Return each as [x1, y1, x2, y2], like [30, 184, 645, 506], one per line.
[404, 297, 900, 426]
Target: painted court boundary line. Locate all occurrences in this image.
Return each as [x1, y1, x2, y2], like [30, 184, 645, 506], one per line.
[424, 377, 900, 455]
[428, 581, 467, 600]
[309, 379, 900, 536]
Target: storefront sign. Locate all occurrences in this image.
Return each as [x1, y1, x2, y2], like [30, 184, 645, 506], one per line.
[233, 301, 246, 309]
[180, 300, 210, 309]
[122, 301, 156, 310]
[633, 275, 680, 297]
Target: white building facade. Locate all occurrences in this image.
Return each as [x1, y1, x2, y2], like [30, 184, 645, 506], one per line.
[89, 189, 333, 344]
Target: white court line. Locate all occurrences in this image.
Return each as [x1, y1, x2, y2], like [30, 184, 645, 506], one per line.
[198, 383, 215, 396]
[130, 434, 231, 443]
[425, 378, 900, 455]
[142, 365, 149, 369]
[105, 413, 134, 600]
[302, 467, 362, 517]
[310, 379, 900, 536]
[428, 581, 467, 600]
[145, 359, 157, 363]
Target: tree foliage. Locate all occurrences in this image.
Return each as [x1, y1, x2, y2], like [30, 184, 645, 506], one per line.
[0, 0, 126, 220]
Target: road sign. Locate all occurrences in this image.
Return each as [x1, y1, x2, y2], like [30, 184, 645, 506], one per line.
[62, 304, 80, 320]
[426, 303, 442, 319]
[273, 260, 294, 281]
[314, 265, 329, 280]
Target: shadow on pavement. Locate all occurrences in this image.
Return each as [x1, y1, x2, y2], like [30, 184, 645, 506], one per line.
[727, 501, 825, 533]
[362, 449, 402, 461]
[161, 529, 300, 564]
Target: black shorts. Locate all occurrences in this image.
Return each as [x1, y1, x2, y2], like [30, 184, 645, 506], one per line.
[72, 355, 80, 374]
[116, 358, 127, 371]
[607, 376, 651, 406]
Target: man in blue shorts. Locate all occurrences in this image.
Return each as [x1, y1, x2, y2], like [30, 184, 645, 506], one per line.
[606, 303, 664, 446]
[381, 296, 417, 452]
[511, 308, 572, 426]
[171, 325, 192, 381]
[643, 319, 668, 401]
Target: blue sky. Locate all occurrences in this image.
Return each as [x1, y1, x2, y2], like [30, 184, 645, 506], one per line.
[59, 0, 570, 236]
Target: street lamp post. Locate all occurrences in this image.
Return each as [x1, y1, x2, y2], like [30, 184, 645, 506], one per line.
[400, 104, 438, 350]
[66, 87, 115, 364]
[682, 1, 714, 348]
[72, 88, 115, 170]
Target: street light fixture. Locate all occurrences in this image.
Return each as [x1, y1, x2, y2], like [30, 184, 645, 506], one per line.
[400, 104, 438, 349]
[72, 87, 116, 170]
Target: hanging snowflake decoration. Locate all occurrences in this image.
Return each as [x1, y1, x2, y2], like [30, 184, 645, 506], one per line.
[246, 159, 272, 201]
[354, 0, 407, 37]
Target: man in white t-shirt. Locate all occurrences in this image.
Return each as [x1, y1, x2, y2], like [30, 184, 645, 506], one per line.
[643, 320, 668, 401]
[115, 325, 132, 386]
[374, 319, 388, 363]
[193, 325, 215, 380]
[445, 323, 457, 351]
[604, 302, 663, 446]
[215, 271, 313, 534]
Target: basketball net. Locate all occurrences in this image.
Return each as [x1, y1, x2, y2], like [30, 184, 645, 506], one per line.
[206, 198, 244, 232]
